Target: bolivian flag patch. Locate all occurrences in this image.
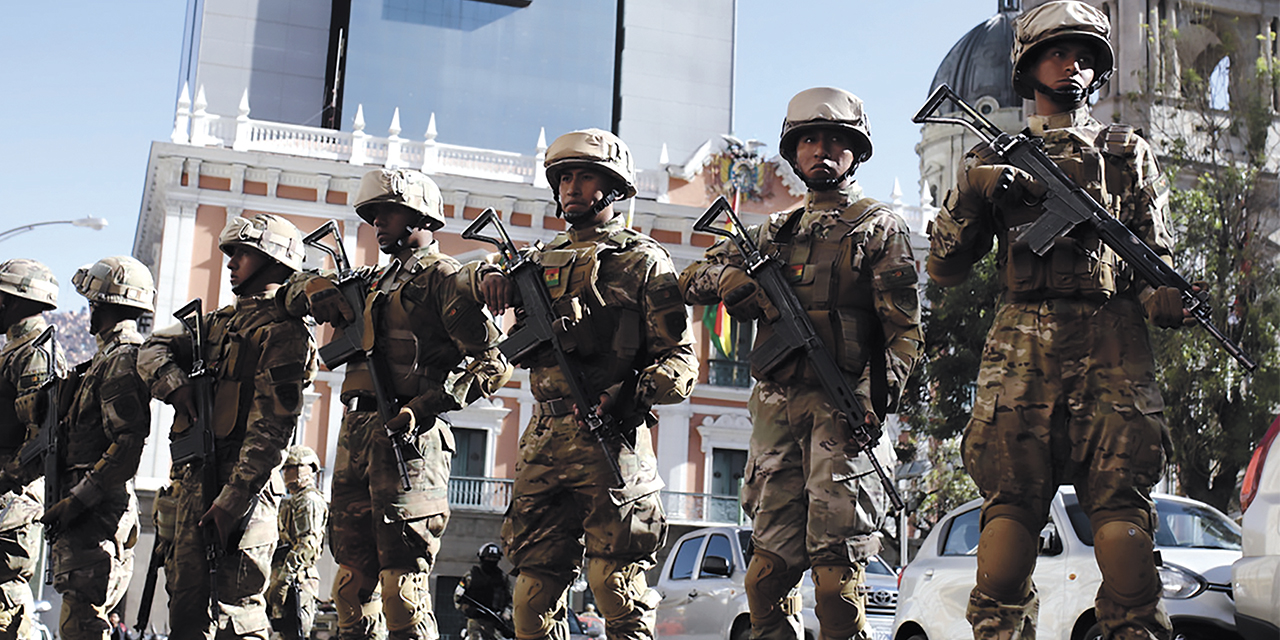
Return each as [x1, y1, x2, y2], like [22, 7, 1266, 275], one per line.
[786, 264, 804, 282]
[544, 267, 561, 287]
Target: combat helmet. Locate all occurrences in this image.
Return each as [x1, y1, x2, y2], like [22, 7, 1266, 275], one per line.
[779, 87, 874, 167]
[72, 256, 156, 312]
[477, 543, 502, 562]
[544, 129, 637, 201]
[1012, 0, 1114, 102]
[284, 445, 321, 472]
[218, 213, 306, 272]
[355, 169, 445, 231]
[0, 259, 58, 310]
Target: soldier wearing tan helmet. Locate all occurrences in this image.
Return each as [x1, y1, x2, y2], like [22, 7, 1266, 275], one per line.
[278, 168, 511, 640]
[463, 129, 696, 640]
[0, 256, 155, 640]
[0, 258, 65, 640]
[267, 445, 328, 640]
[928, 2, 1182, 638]
[139, 213, 318, 640]
[680, 89, 922, 640]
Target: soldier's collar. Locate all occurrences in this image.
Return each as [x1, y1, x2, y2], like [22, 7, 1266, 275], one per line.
[233, 289, 278, 311]
[805, 181, 863, 211]
[396, 241, 439, 263]
[565, 215, 626, 245]
[3, 316, 46, 345]
[1028, 104, 1095, 135]
[96, 319, 143, 348]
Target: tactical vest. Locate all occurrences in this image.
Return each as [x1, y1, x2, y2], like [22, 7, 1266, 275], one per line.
[751, 198, 886, 387]
[342, 251, 463, 400]
[996, 123, 1140, 301]
[463, 564, 509, 612]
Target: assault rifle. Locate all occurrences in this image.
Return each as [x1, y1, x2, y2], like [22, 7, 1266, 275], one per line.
[134, 535, 164, 636]
[19, 325, 61, 584]
[303, 220, 416, 491]
[461, 208, 627, 487]
[913, 83, 1257, 372]
[171, 298, 222, 620]
[457, 592, 515, 639]
[281, 578, 307, 640]
[693, 197, 905, 511]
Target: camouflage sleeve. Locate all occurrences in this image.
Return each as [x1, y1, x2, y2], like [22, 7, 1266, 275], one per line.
[136, 321, 195, 402]
[454, 253, 504, 305]
[868, 213, 924, 412]
[677, 224, 762, 305]
[276, 269, 352, 318]
[213, 320, 318, 519]
[1122, 137, 1176, 297]
[927, 151, 997, 286]
[1, 337, 64, 485]
[69, 346, 151, 509]
[284, 492, 326, 573]
[635, 250, 697, 408]
[433, 263, 512, 409]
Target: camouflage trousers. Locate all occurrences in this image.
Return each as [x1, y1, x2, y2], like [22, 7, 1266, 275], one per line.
[0, 485, 43, 640]
[502, 412, 666, 640]
[266, 573, 318, 640]
[464, 618, 506, 640]
[962, 298, 1172, 640]
[0, 580, 35, 640]
[329, 409, 452, 640]
[743, 381, 889, 640]
[167, 464, 282, 640]
[51, 489, 139, 640]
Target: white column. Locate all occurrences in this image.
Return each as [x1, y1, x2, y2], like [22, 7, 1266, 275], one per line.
[655, 402, 693, 493]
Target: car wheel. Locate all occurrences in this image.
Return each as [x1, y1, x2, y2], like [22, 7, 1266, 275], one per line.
[730, 616, 750, 640]
[904, 634, 928, 640]
[1082, 623, 1102, 640]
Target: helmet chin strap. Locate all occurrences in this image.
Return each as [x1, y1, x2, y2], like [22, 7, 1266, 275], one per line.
[797, 161, 861, 192]
[558, 188, 623, 224]
[1020, 72, 1089, 108]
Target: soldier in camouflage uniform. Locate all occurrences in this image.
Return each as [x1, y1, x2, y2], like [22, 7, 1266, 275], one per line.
[453, 543, 511, 640]
[680, 89, 922, 640]
[463, 128, 697, 640]
[278, 168, 512, 640]
[2, 257, 155, 640]
[267, 445, 328, 640]
[139, 214, 318, 640]
[0, 259, 64, 640]
[927, 3, 1186, 639]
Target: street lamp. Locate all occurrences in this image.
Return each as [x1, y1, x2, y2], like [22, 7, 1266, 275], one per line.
[0, 217, 109, 243]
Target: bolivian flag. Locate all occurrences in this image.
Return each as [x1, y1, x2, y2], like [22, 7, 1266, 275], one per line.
[703, 302, 734, 358]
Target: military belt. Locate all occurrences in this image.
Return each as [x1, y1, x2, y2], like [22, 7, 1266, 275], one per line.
[532, 397, 574, 417]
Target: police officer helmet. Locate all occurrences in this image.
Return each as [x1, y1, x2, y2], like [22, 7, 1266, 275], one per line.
[1011, 0, 1114, 101]
[72, 256, 156, 312]
[284, 445, 321, 473]
[544, 129, 638, 201]
[779, 87, 874, 168]
[355, 169, 446, 231]
[218, 214, 306, 272]
[0, 259, 58, 310]
[478, 543, 502, 562]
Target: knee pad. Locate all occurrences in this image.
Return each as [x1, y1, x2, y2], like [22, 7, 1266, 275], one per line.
[380, 569, 431, 634]
[333, 565, 382, 629]
[743, 550, 804, 628]
[587, 558, 656, 621]
[1094, 516, 1161, 607]
[975, 514, 1038, 602]
[512, 571, 568, 640]
[811, 564, 866, 640]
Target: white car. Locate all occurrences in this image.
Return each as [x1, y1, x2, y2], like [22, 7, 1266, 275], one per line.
[893, 487, 1241, 640]
[655, 526, 896, 640]
[1232, 415, 1280, 639]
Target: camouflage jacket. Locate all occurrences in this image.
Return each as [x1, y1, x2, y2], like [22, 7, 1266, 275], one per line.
[279, 242, 511, 418]
[138, 291, 318, 519]
[462, 215, 697, 409]
[275, 484, 326, 577]
[928, 105, 1174, 302]
[681, 183, 923, 415]
[8, 319, 149, 509]
[0, 316, 67, 468]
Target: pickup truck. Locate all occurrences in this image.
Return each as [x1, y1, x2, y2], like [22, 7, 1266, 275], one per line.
[653, 525, 896, 640]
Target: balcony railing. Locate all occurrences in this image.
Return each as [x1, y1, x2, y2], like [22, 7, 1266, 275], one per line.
[447, 476, 745, 525]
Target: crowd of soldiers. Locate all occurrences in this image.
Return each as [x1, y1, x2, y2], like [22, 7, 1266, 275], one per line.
[0, 3, 1202, 640]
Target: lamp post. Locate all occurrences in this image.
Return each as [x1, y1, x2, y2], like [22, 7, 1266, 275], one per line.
[0, 217, 109, 243]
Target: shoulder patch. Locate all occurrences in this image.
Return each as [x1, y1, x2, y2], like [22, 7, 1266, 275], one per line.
[1102, 124, 1139, 157]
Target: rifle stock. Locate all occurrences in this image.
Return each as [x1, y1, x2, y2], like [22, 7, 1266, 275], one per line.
[134, 539, 164, 634]
[303, 221, 417, 491]
[462, 209, 627, 487]
[694, 197, 905, 511]
[913, 84, 1257, 372]
[19, 326, 61, 584]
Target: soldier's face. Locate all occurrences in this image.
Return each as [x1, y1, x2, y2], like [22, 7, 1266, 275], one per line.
[283, 464, 314, 490]
[558, 167, 612, 225]
[226, 245, 273, 293]
[1032, 40, 1097, 97]
[371, 204, 419, 253]
[794, 128, 857, 182]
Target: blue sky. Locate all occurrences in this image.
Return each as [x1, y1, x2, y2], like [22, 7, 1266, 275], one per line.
[0, 0, 995, 309]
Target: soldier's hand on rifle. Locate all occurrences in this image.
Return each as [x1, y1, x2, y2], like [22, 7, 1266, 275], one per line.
[41, 495, 87, 530]
[963, 164, 1046, 209]
[1144, 284, 1200, 329]
[385, 408, 418, 439]
[572, 391, 616, 427]
[165, 385, 198, 422]
[479, 272, 517, 316]
[200, 503, 237, 548]
[837, 409, 882, 449]
[305, 278, 357, 326]
[719, 266, 779, 322]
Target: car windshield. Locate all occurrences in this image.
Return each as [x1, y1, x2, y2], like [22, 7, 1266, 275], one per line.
[1064, 494, 1241, 550]
[866, 556, 894, 575]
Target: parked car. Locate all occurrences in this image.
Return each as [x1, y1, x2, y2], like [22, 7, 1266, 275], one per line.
[1232, 414, 1280, 639]
[654, 526, 896, 640]
[893, 487, 1241, 640]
